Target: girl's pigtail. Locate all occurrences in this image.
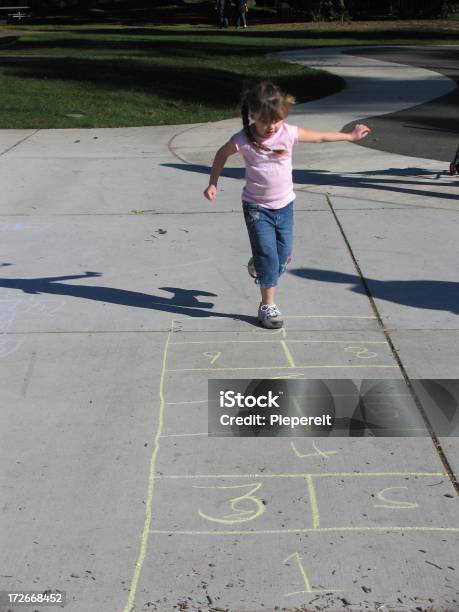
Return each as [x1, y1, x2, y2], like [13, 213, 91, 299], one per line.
[241, 100, 270, 152]
[241, 102, 253, 145]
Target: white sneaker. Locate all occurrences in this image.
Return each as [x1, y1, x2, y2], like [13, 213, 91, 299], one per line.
[258, 303, 283, 329]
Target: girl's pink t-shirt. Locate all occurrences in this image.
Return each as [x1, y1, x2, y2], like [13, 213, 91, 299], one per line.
[231, 122, 299, 209]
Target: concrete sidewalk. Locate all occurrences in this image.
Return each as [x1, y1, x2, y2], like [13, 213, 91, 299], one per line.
[0, 46, 458, 612]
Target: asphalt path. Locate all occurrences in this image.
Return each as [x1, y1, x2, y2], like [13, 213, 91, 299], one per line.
[342, 45, 459, 162]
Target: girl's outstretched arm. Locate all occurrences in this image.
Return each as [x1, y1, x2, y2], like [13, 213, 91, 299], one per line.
[204, 140, 238, 201]
[298, 123, 371, 143]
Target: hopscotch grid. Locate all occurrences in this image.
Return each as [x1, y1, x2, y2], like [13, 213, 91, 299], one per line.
[166, 322, 396, 371]
[124, 317, 418, 609]
[163, 317, 407, 491]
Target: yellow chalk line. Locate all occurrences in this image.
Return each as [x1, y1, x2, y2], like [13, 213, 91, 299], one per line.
[305, 475, 320, 529]
[169, 340, 388, 345]
[160, 432, 208, 438]
[123, 328, 172, 612]
[285, 553, 316, 594]
[281, 340, 296, 368]
[161, 429, 428, 438]
[154, 471, 445, 479]
[167, 365, 397, 372]
[287, 589, 343, 596]
[150, 526, 459, 535]
[163, 425, 425, 438]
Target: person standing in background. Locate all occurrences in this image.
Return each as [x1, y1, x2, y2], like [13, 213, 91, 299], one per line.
[216, 0, 229, 27]
[235, 0, 248, 28]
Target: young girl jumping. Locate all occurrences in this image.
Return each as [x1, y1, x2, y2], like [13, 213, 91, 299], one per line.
[203, 80, 370, 329]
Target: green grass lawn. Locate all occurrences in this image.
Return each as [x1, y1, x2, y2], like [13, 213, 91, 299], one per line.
[0, 20, 458, 128]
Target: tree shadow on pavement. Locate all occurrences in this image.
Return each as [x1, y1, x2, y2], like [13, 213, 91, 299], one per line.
[162, 163, 458, 202]
[162, 163, 245, 180]
[289, 268, 459, 315]
[292, 168, 458, 202]
[0, 271, 257, 324]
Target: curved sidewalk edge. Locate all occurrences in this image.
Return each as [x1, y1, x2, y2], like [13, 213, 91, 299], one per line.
[169, 46, 457, 208]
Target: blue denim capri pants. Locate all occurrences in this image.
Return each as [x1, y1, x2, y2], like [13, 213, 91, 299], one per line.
[242, 200, 293, 288]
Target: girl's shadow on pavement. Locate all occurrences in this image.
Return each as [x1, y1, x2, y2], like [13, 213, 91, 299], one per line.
[0, 270, 258, 325]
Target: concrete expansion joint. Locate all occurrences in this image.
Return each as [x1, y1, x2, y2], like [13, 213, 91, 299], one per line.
[325, 194, 459, 494]
[0, 128, 40, 157]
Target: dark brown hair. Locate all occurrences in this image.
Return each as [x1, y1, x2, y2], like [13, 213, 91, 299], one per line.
[241, 81, 295, 154]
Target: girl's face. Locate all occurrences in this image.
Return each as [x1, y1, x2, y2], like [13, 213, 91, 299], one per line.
[250, 112, 283, 139]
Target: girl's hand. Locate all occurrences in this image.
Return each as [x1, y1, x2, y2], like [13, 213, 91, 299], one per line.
[204, 184, 217, 201]
[351, 124, 371, 141]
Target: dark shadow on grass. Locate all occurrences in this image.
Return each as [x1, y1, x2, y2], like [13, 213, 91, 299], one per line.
[0, 36, 19, 47]
[0, 270, 257, 324]
[0, 56, 342, 109]
[10, 29, 459, 58]
[0, 58, 244, 108]
[162, 163, 459, 202]
[289, 268, 459, 315]
[153, 27, 459, 42]
[2, 33, 328, 59]
[7, 35, 282, 57]
[48, 27, 459, 43]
